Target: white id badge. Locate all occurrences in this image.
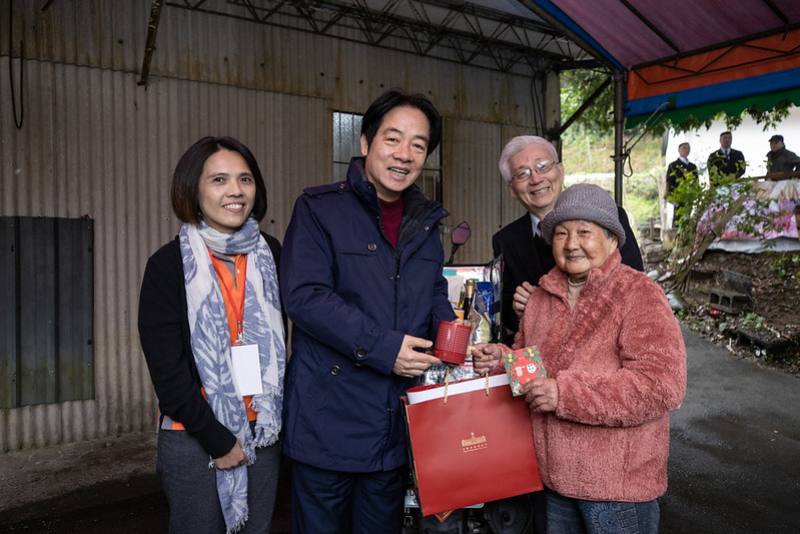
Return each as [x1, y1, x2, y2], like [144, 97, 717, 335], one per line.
[230, 344, 263, 396]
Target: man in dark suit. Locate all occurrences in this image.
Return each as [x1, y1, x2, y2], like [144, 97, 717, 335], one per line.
[666, 142, 699, 226]
[707, 131, 746, 186]
[492, 136, 644, 346]
[667, 142, 698, 195]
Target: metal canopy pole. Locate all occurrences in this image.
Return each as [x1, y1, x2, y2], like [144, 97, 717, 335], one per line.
[613, 71, 625, 205]
[138, 0, 163, 87]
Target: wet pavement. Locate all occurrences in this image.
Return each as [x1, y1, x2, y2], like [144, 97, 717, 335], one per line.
[0, 480, 168, 533]
[1, 326, 799, 533]
[0, 470, 292, 533]
[660, 326, 800, 533]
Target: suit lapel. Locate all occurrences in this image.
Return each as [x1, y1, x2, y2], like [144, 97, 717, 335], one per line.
[509, 214, 541, 280]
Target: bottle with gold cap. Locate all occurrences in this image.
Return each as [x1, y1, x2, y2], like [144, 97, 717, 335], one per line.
[461, 279, 476, 323]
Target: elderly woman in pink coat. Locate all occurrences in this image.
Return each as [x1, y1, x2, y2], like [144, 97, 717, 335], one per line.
[474, 183, 686, 534]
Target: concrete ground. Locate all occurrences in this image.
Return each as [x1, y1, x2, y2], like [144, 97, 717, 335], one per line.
[660, 326, 800, 533]
[0, 430, 291, 533]
[1, 326, 798, 533]
[0, 431, 164, 531]
[0, 431, 157, 515]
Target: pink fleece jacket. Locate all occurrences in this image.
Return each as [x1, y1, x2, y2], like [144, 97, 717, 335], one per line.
[512, 250, 686, 502]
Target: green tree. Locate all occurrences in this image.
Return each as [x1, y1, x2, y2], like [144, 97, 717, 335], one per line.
[560, 69, 614, 135]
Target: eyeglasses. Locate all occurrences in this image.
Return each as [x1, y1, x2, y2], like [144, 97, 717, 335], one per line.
[511, 160, 558, 181]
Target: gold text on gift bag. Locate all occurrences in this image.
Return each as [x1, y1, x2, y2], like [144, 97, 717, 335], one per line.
[461, 432, 488, 453]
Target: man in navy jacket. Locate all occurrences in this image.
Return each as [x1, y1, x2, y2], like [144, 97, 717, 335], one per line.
[281, 90, 454, 533]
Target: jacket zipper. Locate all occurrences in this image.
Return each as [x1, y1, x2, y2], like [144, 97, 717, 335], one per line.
[393, 252, 400, 329]
[375, 210, 402, 468]
[376, 210, 402, 330]
[375, 203, 440, 468]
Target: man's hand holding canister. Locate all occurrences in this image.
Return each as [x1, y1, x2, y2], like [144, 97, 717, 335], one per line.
[472, 343, 503, 375]
[392, 335, 441, 378]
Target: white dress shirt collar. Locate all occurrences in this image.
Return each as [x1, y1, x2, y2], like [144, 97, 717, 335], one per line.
[529, 213, 542, 237]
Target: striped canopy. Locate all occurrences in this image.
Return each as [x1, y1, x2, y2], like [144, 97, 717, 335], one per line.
[525, 0, 800, 127]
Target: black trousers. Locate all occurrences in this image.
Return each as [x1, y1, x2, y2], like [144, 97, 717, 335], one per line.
[290, 460, 405, 534]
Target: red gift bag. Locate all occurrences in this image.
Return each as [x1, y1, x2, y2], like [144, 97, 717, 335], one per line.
[403, 373, 543, 517]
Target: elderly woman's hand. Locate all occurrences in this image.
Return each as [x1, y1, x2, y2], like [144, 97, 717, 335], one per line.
[471, 343, 503, 375]
[523, 378, 558, 412]
[512, 282, 534, 318]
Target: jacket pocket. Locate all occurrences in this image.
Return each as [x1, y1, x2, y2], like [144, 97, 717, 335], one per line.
[311, 361, 341, 414]
[335, 243, 380, 257]
[334, 246, 393, 294]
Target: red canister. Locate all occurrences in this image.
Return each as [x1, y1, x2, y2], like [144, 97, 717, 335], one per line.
[434, 320, 472, 365]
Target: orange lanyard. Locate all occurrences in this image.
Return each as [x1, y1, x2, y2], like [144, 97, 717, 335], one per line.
[213, 254, 247, 344]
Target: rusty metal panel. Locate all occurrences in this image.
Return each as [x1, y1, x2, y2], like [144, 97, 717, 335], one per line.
[56, 218, 94, 403]
[0, 217, 93, 410]
[0, 218, 17, 409]
[442, 118, 506, 264]
[0, 0, 147, 72]
[17, 217, 58, 406]
[0, 0, 544, 126]
[500, 124, 531, 229]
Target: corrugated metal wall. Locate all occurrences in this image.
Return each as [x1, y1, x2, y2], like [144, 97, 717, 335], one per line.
[0, 0, 550, 451]
[0, 0, 543, 126]
[442, 119, 504, 262]
[0, 57, 328, 451]
[442, 120, 532, 263]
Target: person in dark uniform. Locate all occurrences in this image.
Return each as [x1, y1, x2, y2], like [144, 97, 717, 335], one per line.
[707, 131, 746, 186]
[766, 134, 800, 174]
[666, 142, 699, 226]
[667, 142, 699, 196]
[492, 136, 644, 346]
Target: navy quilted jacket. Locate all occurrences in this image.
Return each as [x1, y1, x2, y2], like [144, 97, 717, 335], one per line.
[280, 157, 454, 472]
